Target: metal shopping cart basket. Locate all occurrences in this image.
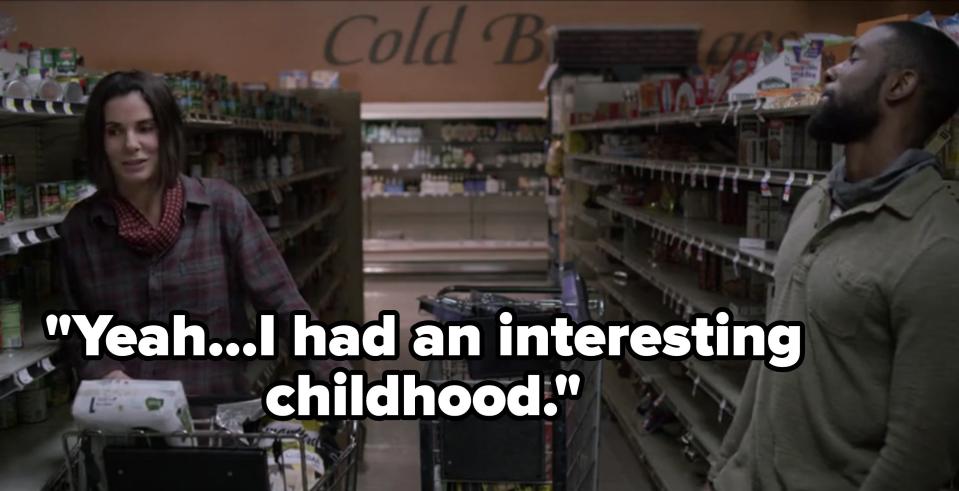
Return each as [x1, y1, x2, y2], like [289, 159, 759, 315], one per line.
[54, 395, 364, 491]
[416, 265, 604, 491]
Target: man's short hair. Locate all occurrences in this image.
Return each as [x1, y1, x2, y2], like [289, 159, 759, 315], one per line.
[881, 21, 959, 143]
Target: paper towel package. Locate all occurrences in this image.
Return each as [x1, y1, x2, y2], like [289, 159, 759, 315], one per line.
[71, 379, 194, 438]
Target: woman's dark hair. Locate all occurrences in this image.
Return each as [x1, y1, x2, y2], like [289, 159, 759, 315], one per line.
[82, 70, 184, 194]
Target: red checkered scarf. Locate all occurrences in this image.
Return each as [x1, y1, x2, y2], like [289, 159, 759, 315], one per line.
[111, 181, 185, 255]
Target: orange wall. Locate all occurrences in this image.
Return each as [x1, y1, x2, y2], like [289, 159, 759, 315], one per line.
[2, 1, 956, 101]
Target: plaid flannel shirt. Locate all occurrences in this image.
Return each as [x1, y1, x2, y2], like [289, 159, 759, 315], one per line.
[59, 174, 344, 397]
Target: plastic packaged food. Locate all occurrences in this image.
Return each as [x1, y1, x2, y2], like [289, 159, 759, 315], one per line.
[259, 418, 326, 491]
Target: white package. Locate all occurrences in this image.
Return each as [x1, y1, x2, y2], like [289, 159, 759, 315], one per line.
[71, 379, 194, 439]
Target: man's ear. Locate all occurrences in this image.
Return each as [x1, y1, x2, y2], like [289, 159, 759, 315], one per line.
[887, 69, 919, 103]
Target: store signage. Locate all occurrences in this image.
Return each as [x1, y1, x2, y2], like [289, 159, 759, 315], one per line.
[324, 5, 545, 66]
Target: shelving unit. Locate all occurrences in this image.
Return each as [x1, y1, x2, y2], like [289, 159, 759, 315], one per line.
[0, 88, 363, 489]
[360, 101, 549, 274]
[602, 360, 706, 491]
[562, 87, 821, 486]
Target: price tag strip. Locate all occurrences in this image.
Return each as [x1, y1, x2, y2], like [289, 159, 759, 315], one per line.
[718, 167, 728, 192]
[733, 100, 743, 127]
[45, 226, 59, 239]
[25, 230, 39, 245]
[783, 171, 796, 202]
[721, 105, 733, 125]
[732, 252, 741, 278]
[760, 170, 773, 197]
[732, 168, 741, 194]
[806, 173, 815, 187]
[753, 98, 765, 123]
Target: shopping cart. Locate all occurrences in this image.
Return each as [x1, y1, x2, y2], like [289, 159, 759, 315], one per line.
[417, 265, 604, 491]
[54, 394, 364, 491]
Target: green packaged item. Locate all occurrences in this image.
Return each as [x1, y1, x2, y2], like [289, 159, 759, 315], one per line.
[56, 48, 77, 75]
[17, 184, 37, 219]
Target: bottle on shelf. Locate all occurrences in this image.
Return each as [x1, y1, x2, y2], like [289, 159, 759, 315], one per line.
[486, 174, 500, 194]
[361, 144, 375, 169]
[280, 139, 294, 178]
[450, 174, 464, 195]
[266, 144, 280, 179]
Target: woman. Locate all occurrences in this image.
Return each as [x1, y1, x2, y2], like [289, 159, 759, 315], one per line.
[60, 70, 342, 396]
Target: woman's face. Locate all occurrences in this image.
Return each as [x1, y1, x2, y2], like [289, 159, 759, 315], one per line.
[103, 92, 160, 192]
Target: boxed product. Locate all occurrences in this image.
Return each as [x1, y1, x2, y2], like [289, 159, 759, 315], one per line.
[738, 121, 761, 167]
[711, 52, 759, 103]
[753, 138, 767, 168]
[693, 74, 711, 106]
[659, 79, 683, 113]
[674, 80, 697, 111]
[71, 379, 194, 445]
[639, 81, 660, 114]
[767, 119, 798, 168]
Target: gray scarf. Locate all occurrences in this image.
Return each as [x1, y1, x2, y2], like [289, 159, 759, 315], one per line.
[828, 148, 942, 210]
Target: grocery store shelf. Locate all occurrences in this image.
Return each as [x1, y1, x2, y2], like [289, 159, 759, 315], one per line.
[0, 404, 74, 491]
[568, 239, 613, 275]
[363, 162, 543, 172]
[596, 196, 776, 277]
[363, 239, 548, 253]
[622, 357, 725, 462]
[236, 166, 341, 195]
[0, 97, 340, 135]
[270, 201, 341, 250]
[184, 113, 341, 135]
[363, 240, 549, 275]
[602, 361, 706, 491]
[569, 154, 828, 189]
[597, 276, 674, 322]
[0, 215, 65, 257]
[361, 101, 546, 120]
[0, 296, 66, 400]
[596, 238, 741, 320]
[682, 359, 747, 417]
[290, 240, 340, 289]
[569, 98, 817, 132]
[363, 191, 545, 199]
[566, 172, 617, 187]
[570, 206, 610, 228]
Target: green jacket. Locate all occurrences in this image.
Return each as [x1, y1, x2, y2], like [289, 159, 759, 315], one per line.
[710, 166, 959, 490]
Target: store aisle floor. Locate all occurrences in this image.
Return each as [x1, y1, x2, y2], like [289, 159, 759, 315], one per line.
[358, 275, 653, 491]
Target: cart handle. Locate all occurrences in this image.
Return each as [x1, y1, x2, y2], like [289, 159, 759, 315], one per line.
[435, 285, 562, 296]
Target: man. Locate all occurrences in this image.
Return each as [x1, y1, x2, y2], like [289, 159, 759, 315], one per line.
[708, 21, 959, 491]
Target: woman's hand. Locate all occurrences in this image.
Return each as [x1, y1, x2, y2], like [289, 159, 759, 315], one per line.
[103, 370, 131, 380]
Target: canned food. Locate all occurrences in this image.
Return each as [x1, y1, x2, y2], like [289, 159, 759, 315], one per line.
[0, 299, 21, 348]
[0, 395, 17, 430]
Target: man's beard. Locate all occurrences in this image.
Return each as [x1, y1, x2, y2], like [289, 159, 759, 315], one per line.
[807, 79, 882, 144]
